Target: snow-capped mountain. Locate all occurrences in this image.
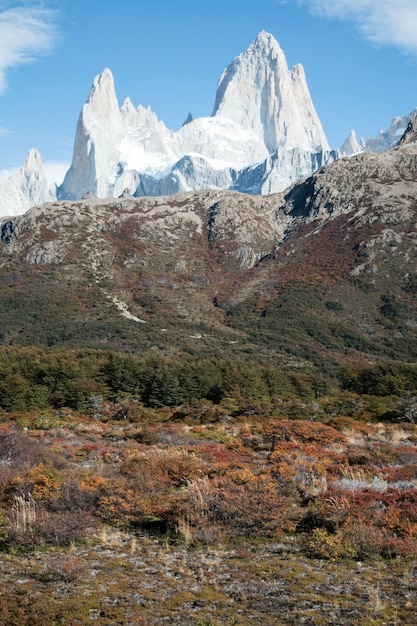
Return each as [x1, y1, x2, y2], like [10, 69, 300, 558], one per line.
[58, 31, 336, 201]
[339, 108, 417, 157]
[364, 108, 417, 153]
[339, 130, 364, 157]
[0, 149, 55, 217]
[1, 31, 416, 218]
[212, 32, 329, 154]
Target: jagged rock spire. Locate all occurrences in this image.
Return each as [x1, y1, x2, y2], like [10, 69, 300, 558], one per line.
[0, 149, 54, 217]
[212, 31, 330, 154]
[58, 32, 334, 202]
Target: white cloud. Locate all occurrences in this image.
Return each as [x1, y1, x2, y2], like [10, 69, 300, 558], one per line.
[0, 165, 18, 180]
[0, 159, 68, 185]
[298, 0, 417, 56]
[42, 160, 69, 186]
[0, 5, 58, 94]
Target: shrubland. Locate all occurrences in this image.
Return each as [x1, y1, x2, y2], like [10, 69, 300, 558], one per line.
[0, 346, 416, 623]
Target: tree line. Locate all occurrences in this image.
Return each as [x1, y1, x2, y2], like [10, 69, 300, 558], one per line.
[1, 346, 417, 415]
[0, 347, 319, 413]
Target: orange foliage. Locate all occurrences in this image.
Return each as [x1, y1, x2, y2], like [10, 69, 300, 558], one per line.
[261, 419, 346, 448]
[29, 464, 62, 501]
[79, 473, 108, 492]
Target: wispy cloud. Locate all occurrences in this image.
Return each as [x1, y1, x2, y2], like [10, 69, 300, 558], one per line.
[0, 5, 58, 94]
[298, 0, 417, 56]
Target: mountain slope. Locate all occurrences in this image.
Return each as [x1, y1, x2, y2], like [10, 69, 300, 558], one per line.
[1, 131, 417, 367]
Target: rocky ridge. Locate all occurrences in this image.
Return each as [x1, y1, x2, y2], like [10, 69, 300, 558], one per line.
[5, 123, 416, 273]
[1, 125, 417, 365]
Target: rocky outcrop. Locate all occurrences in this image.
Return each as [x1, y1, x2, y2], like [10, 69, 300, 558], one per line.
[3, 132, 417, 277]
[365, 109, 417, 153]
[397, 115, 417, 146]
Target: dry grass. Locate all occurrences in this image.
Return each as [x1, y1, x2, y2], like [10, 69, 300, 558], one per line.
[1, 536, 415, 625]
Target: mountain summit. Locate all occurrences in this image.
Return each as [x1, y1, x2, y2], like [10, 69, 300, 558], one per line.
[0, 149, 55, 217]
[60, 67, 125, 200]
[58, 32, 336, 201]
[212, 31, 329, 154]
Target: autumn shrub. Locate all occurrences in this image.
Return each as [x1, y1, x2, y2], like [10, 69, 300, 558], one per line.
[299, 480, 417, 560]
[380, 465, 416, 483]
[95, 447, 205, 529]
[0, 429, 65, 507]
[29, 463, 63, 501]
[303, 527, 359, 561]
[260, 419, 346, 450]
[269, 443, 332, 497]
[0, 511, 8, 548]
[49, 477, 105, 516]
[190, 442, 252, 474]
[38, 554, 88, 583]
[0, 428, 52, 473]
[119, 446, 205, 487]
[209, 473, 297, 537]
[35, 509, 97, 546]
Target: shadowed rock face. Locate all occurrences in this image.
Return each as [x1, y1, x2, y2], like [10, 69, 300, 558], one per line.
[397, 115, 417, 146]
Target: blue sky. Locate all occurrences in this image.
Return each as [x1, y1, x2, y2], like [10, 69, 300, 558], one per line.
[0, 0, 416, 184]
